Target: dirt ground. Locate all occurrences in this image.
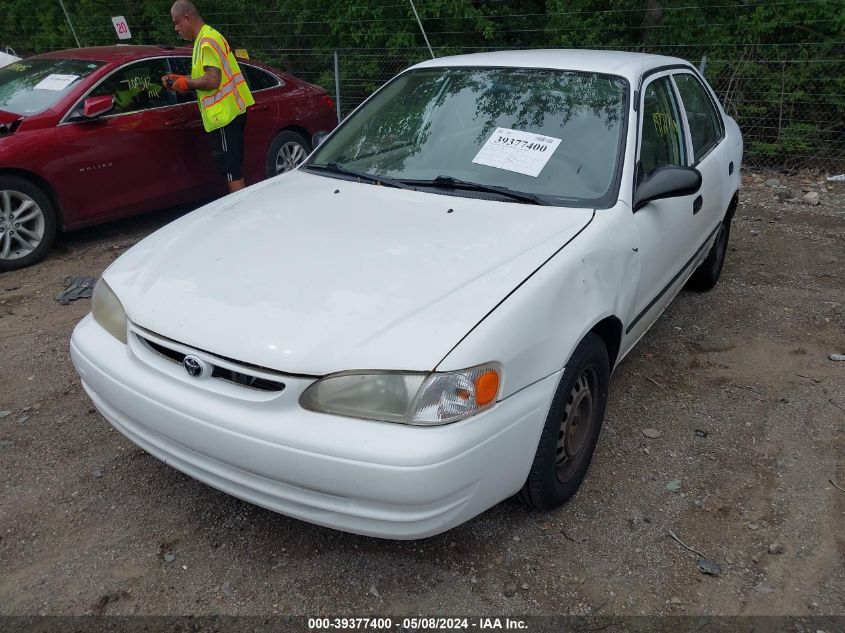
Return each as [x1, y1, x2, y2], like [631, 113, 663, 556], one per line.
[0, 170, 843, 618]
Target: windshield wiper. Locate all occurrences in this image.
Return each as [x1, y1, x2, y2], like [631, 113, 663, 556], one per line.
[398, 175, 552, 205]
[305, 162, 411, 189]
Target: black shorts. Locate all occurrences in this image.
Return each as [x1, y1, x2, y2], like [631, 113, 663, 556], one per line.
[210, 112, 247, 182]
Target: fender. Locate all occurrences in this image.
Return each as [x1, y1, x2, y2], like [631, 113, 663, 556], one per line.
[437, 204, 640, 399]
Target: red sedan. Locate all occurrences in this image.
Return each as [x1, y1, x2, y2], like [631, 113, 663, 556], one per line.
[0, 45, 337, 271]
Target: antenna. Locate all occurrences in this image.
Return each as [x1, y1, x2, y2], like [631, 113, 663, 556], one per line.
[408, 0, 435, 59]
[57, 0, 82, 48]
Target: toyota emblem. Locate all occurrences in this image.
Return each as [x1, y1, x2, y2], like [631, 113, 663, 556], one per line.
[183, 355, 205, 378]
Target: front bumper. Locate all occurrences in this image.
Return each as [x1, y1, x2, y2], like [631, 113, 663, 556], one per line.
[70, 314, 558, 539]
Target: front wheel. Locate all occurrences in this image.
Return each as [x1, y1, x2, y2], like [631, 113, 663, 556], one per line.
[0, 175, 58, 272]
[517, 333, 610, 510]
[265, 131, 310, 178]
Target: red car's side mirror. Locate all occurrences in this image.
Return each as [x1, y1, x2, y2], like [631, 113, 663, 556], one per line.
[82, 95, 114, 119]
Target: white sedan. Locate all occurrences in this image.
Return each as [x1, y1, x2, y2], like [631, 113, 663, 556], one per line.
[71, 50, 742, 539]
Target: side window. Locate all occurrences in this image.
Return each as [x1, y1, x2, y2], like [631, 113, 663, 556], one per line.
[241, 64, 281, 91]
[169, 57, 196, 104]
[673, 73, 722, 161]
[86, 59, 176, 115]
[639, 77, 686, 177]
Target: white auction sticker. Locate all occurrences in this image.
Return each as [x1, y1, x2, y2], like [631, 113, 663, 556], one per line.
[112, 16, 132, 40]
[33, 74, 79, 91]
[472, 127, 562, 177]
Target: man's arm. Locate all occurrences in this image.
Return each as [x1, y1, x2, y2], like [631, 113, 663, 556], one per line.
[187, 66, 221, 91]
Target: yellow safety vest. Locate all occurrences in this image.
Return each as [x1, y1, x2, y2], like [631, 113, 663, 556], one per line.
[191, 24, 254, 132]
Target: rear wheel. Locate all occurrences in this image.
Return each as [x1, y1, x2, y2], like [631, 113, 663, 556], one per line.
[0, 175, 57, 272]
[265, 131, 310, 178]
[517, 333, 610, 510]
[687, 220, 729, 291]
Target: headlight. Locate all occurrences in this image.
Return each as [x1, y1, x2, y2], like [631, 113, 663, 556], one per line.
[300, 364, 501, 426]
[92, 279, 127, 344]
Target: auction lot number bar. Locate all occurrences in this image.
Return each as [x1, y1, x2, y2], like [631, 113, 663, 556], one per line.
[308, 618, 528, 631]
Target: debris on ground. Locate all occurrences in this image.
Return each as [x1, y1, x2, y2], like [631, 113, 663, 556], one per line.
[642, 428, 662, 439]
[56, 275, 96, 304]
[829, 353, 845, 362]
[666, 479, 682, 492]
[802, 192, 820, 205]
[697, 557, 722, 576]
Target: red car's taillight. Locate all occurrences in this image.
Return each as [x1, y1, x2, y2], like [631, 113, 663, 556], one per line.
[320, 94, 335, 110]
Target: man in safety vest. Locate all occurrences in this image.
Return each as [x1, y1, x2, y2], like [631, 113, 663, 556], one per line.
[162, 0, 254, 193]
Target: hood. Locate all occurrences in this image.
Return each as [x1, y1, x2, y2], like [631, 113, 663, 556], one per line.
[105, 170, 593, 374]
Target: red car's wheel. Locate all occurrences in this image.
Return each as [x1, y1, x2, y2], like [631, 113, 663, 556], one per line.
[266, 131, 311, 178]
[0, 175, 57, 272]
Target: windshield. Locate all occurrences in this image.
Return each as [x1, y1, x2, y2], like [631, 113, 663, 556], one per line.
[308, 67, 628, 206]
[0, 58, 104, 116]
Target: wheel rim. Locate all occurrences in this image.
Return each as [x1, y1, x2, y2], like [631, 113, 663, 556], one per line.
[275, 141, 307, 174]
[0, 190, 44, 261]
[556, 366, 598, 482]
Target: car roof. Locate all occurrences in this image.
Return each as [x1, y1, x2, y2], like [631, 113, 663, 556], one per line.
[411, 49, 693, 82]
[34, 45, 192, 63]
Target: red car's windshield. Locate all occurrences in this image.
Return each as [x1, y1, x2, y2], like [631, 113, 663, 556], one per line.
[0, 58, 104, 116]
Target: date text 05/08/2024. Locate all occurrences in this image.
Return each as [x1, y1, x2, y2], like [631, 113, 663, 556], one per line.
[308, 617, 529, 631]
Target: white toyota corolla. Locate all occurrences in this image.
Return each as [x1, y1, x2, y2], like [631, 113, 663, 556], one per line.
[71, 50, 742, 539]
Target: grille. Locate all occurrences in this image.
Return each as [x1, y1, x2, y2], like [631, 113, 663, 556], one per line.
[140, 337, 286, 393]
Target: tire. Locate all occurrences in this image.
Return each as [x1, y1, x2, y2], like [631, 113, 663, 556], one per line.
[517, 333, 610, 510]
[686, 219, 730, 291]
[265, 131, 311, 178]
[0, 175, 57, 272]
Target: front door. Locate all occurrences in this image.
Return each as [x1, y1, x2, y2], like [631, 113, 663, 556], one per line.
[627, 73, 699, 341]
[57, 58, 202, 224]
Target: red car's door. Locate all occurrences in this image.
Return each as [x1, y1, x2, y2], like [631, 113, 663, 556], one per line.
[169, 56, 225, 195]
[57, 58, 202, 224]
[240, 63, 281, 181]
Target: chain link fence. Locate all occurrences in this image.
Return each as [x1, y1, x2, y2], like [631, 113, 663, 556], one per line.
[5, 6, 843, 172]
[267, 43, 844, 172]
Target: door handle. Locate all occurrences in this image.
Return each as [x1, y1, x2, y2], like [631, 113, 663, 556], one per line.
[251, 104, 269, 111]
[729, 161, 734, 175]
[165, 118, 188, 126]
[693, 195, 703, 214]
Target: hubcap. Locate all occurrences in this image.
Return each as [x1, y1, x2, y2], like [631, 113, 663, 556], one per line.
[275, 141, 307, 174]
[555, 367, 597, 481]
[0, 190, 44, 261]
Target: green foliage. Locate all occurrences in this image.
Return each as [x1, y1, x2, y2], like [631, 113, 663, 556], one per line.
[0, 0, 841, 167]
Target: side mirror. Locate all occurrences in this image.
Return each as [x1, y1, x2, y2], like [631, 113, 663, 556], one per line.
[81, 95, 114, 119]
[633, 166, 702, 211]
[312, 130, 329, 149]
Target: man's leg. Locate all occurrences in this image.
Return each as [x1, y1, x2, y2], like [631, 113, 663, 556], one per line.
[225, 113, 247, 193]
[213, 113, 247, 193]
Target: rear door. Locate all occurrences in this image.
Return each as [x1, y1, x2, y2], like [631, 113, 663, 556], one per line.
[58, 58, 200, 223]
[671, 71, 727, 232]
[240, 63, 281, 181]
[169, 56, 222, 193]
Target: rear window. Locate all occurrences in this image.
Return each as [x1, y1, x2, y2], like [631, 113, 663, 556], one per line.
[242, 64, 280, 91]
[0, 58, 104, 116]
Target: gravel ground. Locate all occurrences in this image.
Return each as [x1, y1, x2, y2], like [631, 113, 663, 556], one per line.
[0, 170, 843, 617]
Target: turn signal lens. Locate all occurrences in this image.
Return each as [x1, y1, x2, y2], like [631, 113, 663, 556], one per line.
[321, 94, 335, 110]
[474, 370, 499, 406]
